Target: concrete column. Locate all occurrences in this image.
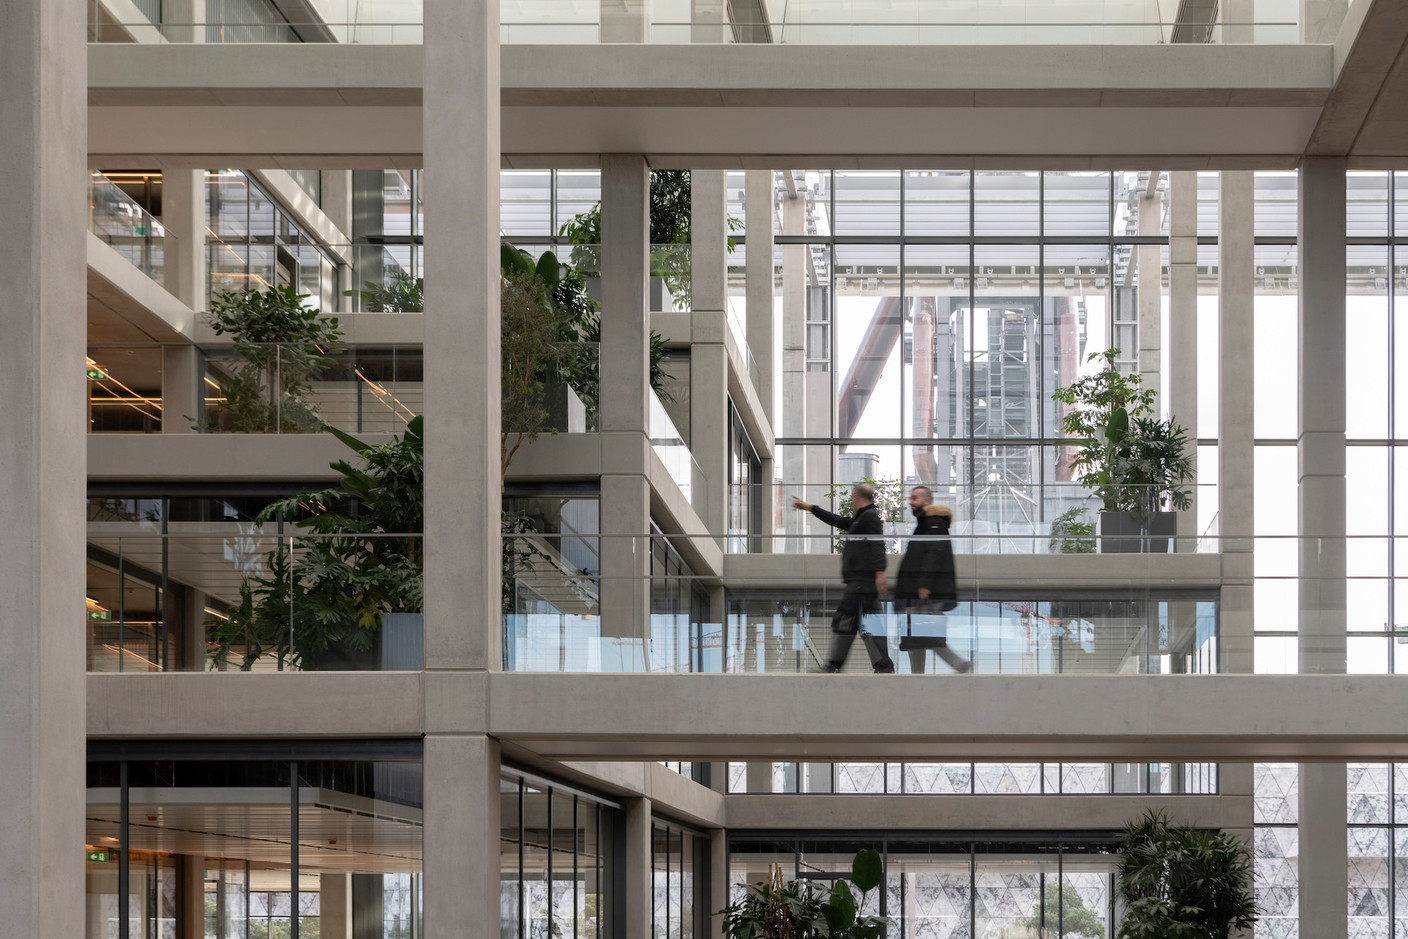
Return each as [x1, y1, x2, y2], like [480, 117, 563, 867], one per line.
[693, 172, 730, 534]
[320, 872, 352, 939]
[180, 855, 205, 939]
[1219, 172, 1255, 674]
[163, 169, 207, 312]
[1137, 177, 1164, 416]
[162, 344, 200, 434]
[601, 155, 651, 436]
[320, 171, 355, 302]
[745, 171, 775, 423]
[745, 762, 772, 793]
[1297, 156, 1348, 939]
[691, 0, 728, 43]
[1168, 172, 1199, 543]
[624, 798, 654, 939]
[709, 829, 728, 937]
[1300, 0, 1347, 43]
[600, 474, 650, 655]
[781, 180, 808, 550]
[423, 0, 500, 670]
[0, 1, 87, 938]
[423, 735, 501, 939]
[600, 0, 648, 42]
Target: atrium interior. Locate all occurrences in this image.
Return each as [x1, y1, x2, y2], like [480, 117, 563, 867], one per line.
[6, 0, 1408, 937]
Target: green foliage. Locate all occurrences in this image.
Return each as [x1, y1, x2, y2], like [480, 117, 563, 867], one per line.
[1116, 810, 1258, 939]
[200, 286, 343, 433]
[1023, 880, 1104, 938]
[207, 417, 424, 670]
[824, 476, 906, 552]
[1051, 349, 1194, 517]
[716, 850, 887, 939]
[558, 169, 743, 310]
[1048, 505, 1096, 554]
[343, 269, 424, 312]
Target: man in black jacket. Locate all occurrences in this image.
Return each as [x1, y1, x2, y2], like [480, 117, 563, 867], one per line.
[895, 486, 971, 674]
[792, 484, 895, 673]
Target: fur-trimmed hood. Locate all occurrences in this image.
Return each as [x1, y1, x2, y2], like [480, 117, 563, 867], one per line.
[923, 504, 953, 519]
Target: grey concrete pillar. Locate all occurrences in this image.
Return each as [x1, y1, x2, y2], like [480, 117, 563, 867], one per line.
[601, 155, 651, 436]
[424, 735, 501, 939]
[1219, 172, 1255, 674]
[320, 872, 353, 939]
[691, 0, 728, 43]
[781, 182, 808, 549]
[745, 762, 772, 793]
[624, 798, 654, 939]
[1300, 0, 1347, 43]
[423, 0, 500, 670]
[1297, 156, 1348, 939]
[599, 155, 652, 654]
[322, 170, 354, 242]
[180, 855, 206, 939]
[745, 171, 775, 423]
[709, 829, 728, 937]
[1137, 177, 1163, 417]
[1168, 172, 1199, 543]
[0, 1, 87, 937]
[600, 0, 648, 41]
[163, 169, 208, 312]
[162, 343, 200, 434]
[692, 171, 730, 534]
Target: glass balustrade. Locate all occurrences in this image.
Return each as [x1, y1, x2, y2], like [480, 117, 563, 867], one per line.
[728, 482, 1222, 555]
[89, 172, 166, 285]
[86, 528, 1408, 676]
[90, 1, 1301, 47]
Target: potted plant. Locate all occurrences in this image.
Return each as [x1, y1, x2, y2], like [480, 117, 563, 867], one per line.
[207, 417, 424, 670]
[1051, 349, 1194, 553]
[716, 849, 887, 939]
[1116, 810, 1258, 939]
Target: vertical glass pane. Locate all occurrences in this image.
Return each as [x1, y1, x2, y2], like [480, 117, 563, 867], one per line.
[1347, 446, 1390, 579]
[1114, 169, 1167, 238]
[889, 852, 969, 939]
[903, 244, 971, 471]
[1045, 171, 1110, 238]
[973, 850, 1047, 936]
[1348, 171, 1390, 238]
[974, 171, 1039, 237]
[834, 171, 900, 236]
[1348, 827, 1390, 935]
[1060, 862, 1113, 939]
[522, 786, 549, 939]
[971, 245, 1040, 440]
[501, 170, 553, 239]
[1254, 826, 1299, 936]
[1253, 171, 1298, 239]
[551, 791, 576, 939]
[834, 244, 903, 441]
[1253, 244, 1298, 440]
[1348, 763, 1391, 824]
[555, 170, 602, 234]
[501, 779, 521, 939]
[903, 171, 969, 237]
[1348, 246, 1390, 440]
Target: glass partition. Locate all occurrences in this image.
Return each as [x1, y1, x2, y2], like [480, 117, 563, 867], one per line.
[90, 172, 166, 285]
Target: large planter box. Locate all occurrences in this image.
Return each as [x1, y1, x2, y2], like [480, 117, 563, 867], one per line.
[303, 612, 423, 671]
[1098, 511, 1177, 554]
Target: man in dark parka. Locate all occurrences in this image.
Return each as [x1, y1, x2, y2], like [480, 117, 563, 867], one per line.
[894, 485, 970, 674]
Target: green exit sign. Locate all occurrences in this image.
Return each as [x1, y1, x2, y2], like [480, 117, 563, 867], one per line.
[87, 850, 109, 863]
[87, 367, 108, 380]
[87, 610, 111, 621]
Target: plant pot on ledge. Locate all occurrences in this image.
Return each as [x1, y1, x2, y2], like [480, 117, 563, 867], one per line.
[1098, 510, 1177, 554]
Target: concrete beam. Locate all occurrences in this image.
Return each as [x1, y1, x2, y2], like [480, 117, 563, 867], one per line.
[86, 672, 1408, 761]
[88, 432, 398, 482]
[1303, 0, 1408, 155]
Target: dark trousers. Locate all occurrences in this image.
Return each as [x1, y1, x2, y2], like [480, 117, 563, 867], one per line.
[825, 580, 894, 673]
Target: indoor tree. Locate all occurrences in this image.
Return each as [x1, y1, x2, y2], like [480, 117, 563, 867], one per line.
[1116, 810, 1257, 939]
[716, 849, 887, 939]
[200, 285, 343, 433]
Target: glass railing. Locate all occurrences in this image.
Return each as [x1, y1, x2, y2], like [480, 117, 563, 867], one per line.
[728, 482, 1220, 554]
[725, 760, 1218, 794]
[92, 1, 1303, 45]
[90, 0, 425, 42]
[86, 342, 425, 434]
[84, 532, 423, 672]
[650, 390, 706, 515]
[88, 529, 1408, 676]
[650, 244, 691, 312]
[502, 533, 1220, 673]
[90, 173, 166, 285]
[87, 340, 602, 436]
[499, 1, 1300, 45]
